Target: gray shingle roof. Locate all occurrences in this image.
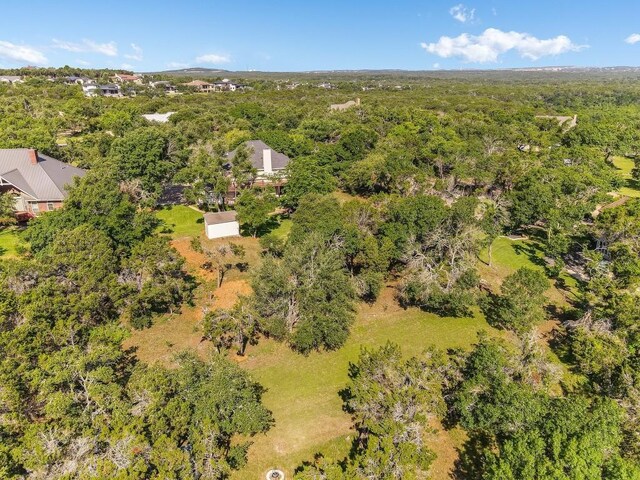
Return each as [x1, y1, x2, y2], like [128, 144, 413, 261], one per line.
[0, 149, 86, 201]
[204, 211, 237, 225]
[226, 140, 290, 171]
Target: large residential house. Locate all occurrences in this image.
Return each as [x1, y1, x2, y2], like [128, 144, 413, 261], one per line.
[0, 149, 86, 217]
[184, 80, 215, 93]
[113, 73, 143, 84]
[224, 140, 290, 200]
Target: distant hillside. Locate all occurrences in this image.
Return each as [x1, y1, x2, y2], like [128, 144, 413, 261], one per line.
[145, 66, 640, 83]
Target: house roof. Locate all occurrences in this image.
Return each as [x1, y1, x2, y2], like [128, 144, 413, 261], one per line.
[204, 210, 238, 225]
[0, 149, 86, 201]
[226, 140, 291, 171]
[184, 80, 212, 87]
[115, 74, 141, 81]
[142, 112, 175, 123]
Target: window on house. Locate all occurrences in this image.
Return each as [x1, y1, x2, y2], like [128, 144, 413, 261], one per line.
[47, 202, 54, 211]
[31, 202, 39, 214]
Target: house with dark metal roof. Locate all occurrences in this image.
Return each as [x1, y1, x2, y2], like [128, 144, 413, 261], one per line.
[224, 140, 291, 202]
[0, 149, 86, 216]
[226, 140, 290, 176]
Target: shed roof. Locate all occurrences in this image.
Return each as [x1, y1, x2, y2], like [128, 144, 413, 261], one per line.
[204, 211, 238, 225]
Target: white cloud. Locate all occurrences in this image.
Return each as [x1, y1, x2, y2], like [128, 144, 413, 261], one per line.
[167, 61, 189, 69]
[120, 63, 134, 70]
[421, 28, 585, 63]
[625, 33, 640, 45]
[449, 4, 475, 23]
[52, 38, 118, 56]
[75, 59, 91, 66]
[124, 43, 143, 61]
[0, 40, 47, 64]
[195, 53, 231, 64]
[433, 62, 441, 69]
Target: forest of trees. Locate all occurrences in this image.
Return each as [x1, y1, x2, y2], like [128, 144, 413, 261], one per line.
[1, 68, 640, 478]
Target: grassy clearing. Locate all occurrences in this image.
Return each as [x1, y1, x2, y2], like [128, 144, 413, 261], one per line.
[236, 291, 496, 479]
[478, 236, 580, 304]
[612, 156, 640, 198]
[156, 205, 204, 239]
[0, 227, 23, 258]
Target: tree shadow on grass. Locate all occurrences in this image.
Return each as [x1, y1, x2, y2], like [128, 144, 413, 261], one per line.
[452, 433, 491, 480]
[512, 241, 548, 269]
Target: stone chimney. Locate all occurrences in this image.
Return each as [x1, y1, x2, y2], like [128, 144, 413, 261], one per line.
[28, 149, 38, 165]
[262, 149, 273, 174]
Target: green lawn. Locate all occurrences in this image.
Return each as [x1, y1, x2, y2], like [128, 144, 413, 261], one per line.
[479, 235, 580, 302]
[270, 218, 292, 240]
[0, 227, 23, 258]
[155, 205, 204, 239]
[236, 304, 495, 479]
[612, 156, 640, 198]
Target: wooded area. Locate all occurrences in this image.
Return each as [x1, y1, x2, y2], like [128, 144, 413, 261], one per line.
[1, 68, 640, 479]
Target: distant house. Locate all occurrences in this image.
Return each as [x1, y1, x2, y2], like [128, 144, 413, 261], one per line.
[224, 140, 291, 200]
[204, 211, 240, 239]
[318, 82, 335, 89]
[184, 80, 214, 93]
[113, 73, 143, 85]
[82, 83, 98, 97]
[212, 79, 247, 92]
[64, 75, 93, 85]
[141, 112, 175, 123]
[0, 76, 23, 85]
[330, 98, 360, 111]
[0, 148, 86, 217]
[149, 80, 177, 94]
[99, 84, 121, 96]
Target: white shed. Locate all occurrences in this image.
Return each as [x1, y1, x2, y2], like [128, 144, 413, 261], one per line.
[204, 211, 240, 239]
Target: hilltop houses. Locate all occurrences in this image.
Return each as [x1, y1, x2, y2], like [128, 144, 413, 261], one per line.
[183, 79, 247, 93]
[0, 148, 86, 217]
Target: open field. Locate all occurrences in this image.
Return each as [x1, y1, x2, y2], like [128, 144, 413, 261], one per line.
[0, 227, 23, 258]
[612, 156, 640, 198]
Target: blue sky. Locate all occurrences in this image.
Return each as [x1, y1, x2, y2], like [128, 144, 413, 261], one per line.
[1, 0, 639, 71]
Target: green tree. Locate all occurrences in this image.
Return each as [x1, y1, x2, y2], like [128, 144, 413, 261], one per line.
[0, 192, 16, 226]
[251, 233, 355, 353]
[484, 267, 549, 334]
[235, 188, 277, 237]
